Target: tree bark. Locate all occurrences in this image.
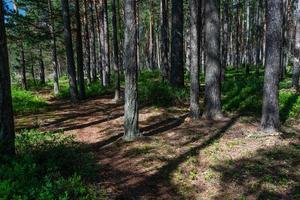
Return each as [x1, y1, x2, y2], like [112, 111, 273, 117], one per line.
[292, 0, 300, 92]
[203, 0, 223, 120]
[189, 0, 200, 119]
[75, 0, 86, 99]
[112, 0, 121, 100]
[90, 0, 97, 82]
[20, 43, 27, 89]
[170, 0, 184, 87]
[260, 0, 283, 132]
[83, 0, 91, 84]
[0, 0, 15, 155]
[39, 48, 45, 85]
[61, 0, 78, 102]
[48, 0, 59, 95]
[160, 0, 169, 81]
[123, 0, 139, 141]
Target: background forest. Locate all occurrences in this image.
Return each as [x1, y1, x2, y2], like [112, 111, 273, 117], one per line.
[0, 0, 300, 199]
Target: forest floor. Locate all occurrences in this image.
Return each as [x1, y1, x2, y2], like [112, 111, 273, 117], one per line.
[15, 88, 300, 200]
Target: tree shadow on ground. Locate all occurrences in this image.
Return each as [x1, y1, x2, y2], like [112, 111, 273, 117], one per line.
[111, 115, 241, 199]
[211, 143, 300, 199]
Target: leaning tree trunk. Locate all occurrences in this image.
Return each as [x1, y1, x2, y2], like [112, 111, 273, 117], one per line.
[48, 0, 59, 95]
[170, 0, 184, 88]
[292, 0, 300, 92]
[160, 0, 169, 81]
[189, 0, 200, 119]
[75, 0, 86, 99]
[123, 0, 139, 141]
[39, 48, 45, 85]
[61, 0, 78, 102]
[112, 0, 120, 100]
[0, 0, 15, 155]
[260, 0, 283, 132]
[203, 0, 223, 120]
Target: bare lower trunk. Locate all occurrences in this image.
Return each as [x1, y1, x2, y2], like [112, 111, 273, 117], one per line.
[0, 0, 15, 155]
[112, 0, 120, 100]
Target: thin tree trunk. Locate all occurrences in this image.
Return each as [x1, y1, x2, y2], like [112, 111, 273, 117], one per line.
[260, 0, 283, 132]
[203, 0, 223, 120]
[75, 0, 86, 99]
[292, 0, 300, 92]
[20, 43, 27, 89]
[0, 0, 15, 155]
[123, 0, 139, 141]
[83, 0, 91, 84]
[189, 0, 200, 120]
[112, 0, 120, 100]
[61, 0, 78, 102]
[90, 0, 97, 82]
[39, 48, 45, 85]
[48, 0, 59, 95]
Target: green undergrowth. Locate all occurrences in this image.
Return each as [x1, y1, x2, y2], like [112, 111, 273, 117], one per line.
[0, 130, 105, 200]
[12, 87, 48, 115]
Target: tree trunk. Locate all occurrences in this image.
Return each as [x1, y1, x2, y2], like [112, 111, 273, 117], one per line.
[160, 0, 169, 81]
[260, 0, 283, 132]
[0, 0, 15, 155]
[48, 0, 59, 95]
[75, 0, 86, 99]
[203, 0, 222, 120]
[189, 0, 200, 120]
[292, 0, 300, 92]
[39, 48, 45, 85]
[61, 0, 78, 102]
[29, 51, 36, 84]
[20, 43, 27, 89]
[123, 0, 139, 141]
[112, 0, 121, 100]
[90, 0, 97, 82]
[83, 0, 91, 84]
[170, 0, 184, 88]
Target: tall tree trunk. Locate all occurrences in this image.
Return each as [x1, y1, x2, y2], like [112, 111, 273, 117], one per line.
[39, 48, 45, 85]
[112, 0, 120, 100]
[75, 0, 86, 99]
[123, 0, 139, 141]
[0, 0, 15, 155]
[203, 0, 222, 120]
[170, 0, 184, 87]
[292, 0, 300, 92]
[48, 0, 59, 95]
[83, 0, 91, 84]
[61, 0, 78, 102]
[90, 0, 97, 82]
[20, 43, 27, 89]
[261, 0, 283, 132]
[160, 0, 169, 81]
[29, 51, 36, 84]
[189, 0, 200, 119]
[100, 0, 110, 86]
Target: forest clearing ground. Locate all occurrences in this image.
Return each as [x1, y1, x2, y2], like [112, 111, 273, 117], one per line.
[15, 90, 300, 200]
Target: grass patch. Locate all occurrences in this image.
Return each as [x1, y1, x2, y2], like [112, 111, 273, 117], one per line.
[0, 130, 105, 200]
[12, 87, 48, 115]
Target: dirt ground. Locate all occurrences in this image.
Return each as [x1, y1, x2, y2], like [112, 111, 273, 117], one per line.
[16, 93, 300, 200]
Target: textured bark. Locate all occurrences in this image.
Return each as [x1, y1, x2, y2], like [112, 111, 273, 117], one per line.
[99, 0, 110, 86]
[48, 0, 59, 95]
[170, 0, 184, 87]
[75, 0, 86, 99]
[292, 0, 300, 92]
[203, 0, 222, 120]
[39, 48, 45, 85]
[0, 0, 15, 155]
[90, 0, 97, 82]
[20, 43, 27, 89]
[112, 0, 121, 100]
[83, 0, 91, 84]
[123, 0, 139, 141]
[29, 51, 36, 84]
[160, 0, 169, 81]
[189, 0, 200, 119]
[260, 0, 283, 132]
[61, 0, 78, 102]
